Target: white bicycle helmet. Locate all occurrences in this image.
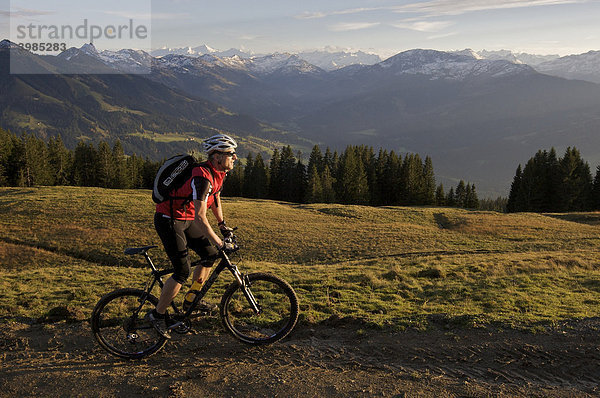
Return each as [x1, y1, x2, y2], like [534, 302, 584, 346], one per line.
[202, 133, 238, 155]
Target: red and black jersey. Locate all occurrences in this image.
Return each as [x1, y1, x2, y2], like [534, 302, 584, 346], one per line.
[155, 160, 226, 220]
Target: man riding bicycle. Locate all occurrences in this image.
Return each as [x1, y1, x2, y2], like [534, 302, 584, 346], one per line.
[147, 133, 238, 338]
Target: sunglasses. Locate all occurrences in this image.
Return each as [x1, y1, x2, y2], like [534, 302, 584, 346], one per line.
[217, 151, 236, 157]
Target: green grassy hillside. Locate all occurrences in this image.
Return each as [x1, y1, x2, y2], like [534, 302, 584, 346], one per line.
[2, 186, 600, 330]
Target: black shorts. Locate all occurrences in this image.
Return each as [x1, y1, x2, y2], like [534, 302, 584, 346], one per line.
[154, 213, 218, 284]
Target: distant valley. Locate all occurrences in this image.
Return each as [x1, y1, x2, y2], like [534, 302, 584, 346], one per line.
[2, 39, 600, 197]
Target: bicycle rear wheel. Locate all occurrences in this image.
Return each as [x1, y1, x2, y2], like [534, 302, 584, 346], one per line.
[220, 272, 299, 345]
[91, 288, 167, 359]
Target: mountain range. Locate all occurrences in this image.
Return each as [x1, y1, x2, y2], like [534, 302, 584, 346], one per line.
[150, 45, 382, 71]
[3, 39, 600, 197]
[0, 40, 310, 159]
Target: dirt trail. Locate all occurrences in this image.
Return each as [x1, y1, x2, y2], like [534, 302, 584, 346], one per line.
[1, 317, 600, 397]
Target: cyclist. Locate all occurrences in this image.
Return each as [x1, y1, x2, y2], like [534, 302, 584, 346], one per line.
[147, 133, 238, 338]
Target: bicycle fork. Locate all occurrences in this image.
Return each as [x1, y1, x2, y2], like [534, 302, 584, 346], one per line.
[230, 265, 261, 315]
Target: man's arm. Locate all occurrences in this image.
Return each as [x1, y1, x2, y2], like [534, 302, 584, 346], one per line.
[191, 176, 223, 248]
[211, 192, 224, 224]
[194, 198, 223, 248]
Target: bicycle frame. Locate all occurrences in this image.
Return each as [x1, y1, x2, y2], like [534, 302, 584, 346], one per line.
[138, 249, 260, 332]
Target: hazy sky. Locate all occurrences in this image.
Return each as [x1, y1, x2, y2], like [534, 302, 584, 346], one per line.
[2, 0, 599, 57]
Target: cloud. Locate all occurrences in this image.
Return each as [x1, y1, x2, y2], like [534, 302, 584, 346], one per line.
[296, 7, 383, 19]
[0, 8, 55, 18]
[396, 0, 589, 16]
[427, 31, 458, 40]
[329, 22, 381, 32]
[296, 11, 327, 19]
[239, 34, 261, 41]
[392, 19, 454, 32]
[102, 10, 192, 20]
[150, 13, 192, 20]
[296, 0, 585, 21]
[103, 11, 151, 19]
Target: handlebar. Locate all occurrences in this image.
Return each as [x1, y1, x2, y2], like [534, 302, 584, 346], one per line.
[220, 228, 239, 254]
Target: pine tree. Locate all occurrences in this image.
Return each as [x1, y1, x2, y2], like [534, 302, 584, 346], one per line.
[321, 165, 336, 203]
[592, 165, 600, 210]
[72, 142, 97, 186]
[446, 187, 456, 207]
[558, 147, 593, 211]
[23, 134, 52, 186]
[421, 156, 436, 205]
[455, 180, 467, 208]
[242, 153, 255, 197]
[307, 145, 323, 174]
[507, 147, 592, 212]
[546, 148, 561, 210]
[8, 135, 26, 187]
[465, 184, 479, 209]
[96, 141, 114, 188]
[381, 151, 402, 205]
[292, 156, 307, 203]
[518, 150, 558, 212]
[305, 163, 323, 203]
[372, 149, 387, 205]
[125, 154, 144, 188]
[222, 161, 244, 197]
[336, 146, 369, 204]
[323, 147, 335, 174]
[253, 153, 269, 198]
[268, 148, 281, 200]
[141, 157, 160, 189]
[506, 165, 523, 212]
[435, 184, 445, 206]
[47, 135, 72, 186]
[0, 128, 15, 186]
[278, 146, 297, 202]
[470, 184, 480, 209]
[112, 140, 128, 188]
[399, 153, 424, 205]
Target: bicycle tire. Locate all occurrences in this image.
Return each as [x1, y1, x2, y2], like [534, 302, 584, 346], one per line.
[220, 272, 299, 345]
[91, 288, 167, 359]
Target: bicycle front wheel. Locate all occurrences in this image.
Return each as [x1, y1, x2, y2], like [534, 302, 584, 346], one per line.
[91, 288, 167, 359]
[220, 272, 299, 345]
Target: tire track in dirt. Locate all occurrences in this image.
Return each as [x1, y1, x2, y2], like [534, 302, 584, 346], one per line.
[226, 321, 600, 392]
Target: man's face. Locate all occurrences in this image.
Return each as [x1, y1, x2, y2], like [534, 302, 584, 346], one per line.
[216, 150, 237, 171]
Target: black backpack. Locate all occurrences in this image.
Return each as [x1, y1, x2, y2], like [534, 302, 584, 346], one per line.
[152, 154, 197, 204]
[152, 155, 220, 206]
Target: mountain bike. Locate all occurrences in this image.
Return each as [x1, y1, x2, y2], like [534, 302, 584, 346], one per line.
[90, 232, 299, 359]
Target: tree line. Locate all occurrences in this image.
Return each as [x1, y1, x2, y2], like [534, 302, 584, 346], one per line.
[0, 128, 159, 189]
[507, 147, 600, 212]
[1, 128, 478, 209]
[224, 145, 478, 208]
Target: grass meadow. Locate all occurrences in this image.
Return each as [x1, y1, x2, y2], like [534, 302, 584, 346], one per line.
[2, 186, 600, 331]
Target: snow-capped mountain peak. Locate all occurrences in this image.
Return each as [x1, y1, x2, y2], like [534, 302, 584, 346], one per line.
[192, 44, 217, 54]
[476, 49, 560, 66]
[55, 43, 151, 73]
[80, 43, 99, 55]
[534, 50, 600, 83]
[150, 44, 251, 58]
[249, 53, 323, 75]
[379, 49, 533, 80]
[451, 49, 483, 60]
[296, 49, 381, 71]
[0, 39, 20, 49]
